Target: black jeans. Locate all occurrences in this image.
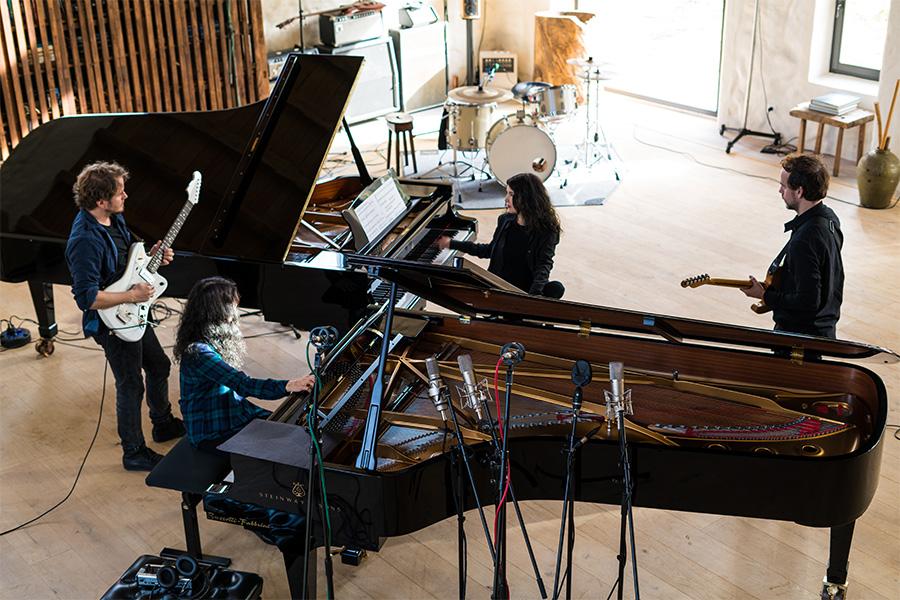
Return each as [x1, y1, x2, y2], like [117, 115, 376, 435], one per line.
[96, 327, 172, 452]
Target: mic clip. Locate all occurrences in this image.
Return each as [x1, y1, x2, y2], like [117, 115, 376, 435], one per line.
[500, 341, 525, 366]
[603, 388, 633, 435]
[309, 325, 339, 350]
[455, 378, 490, 421]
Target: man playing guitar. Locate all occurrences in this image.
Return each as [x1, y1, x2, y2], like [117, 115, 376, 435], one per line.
[66, 161, 185, 471]
[741, 154, 844, 338]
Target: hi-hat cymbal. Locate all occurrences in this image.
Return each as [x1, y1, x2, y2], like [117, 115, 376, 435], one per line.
[566, 57, 615, 69]
[448, 86, 513, 105]
[578, 68, 617, 81]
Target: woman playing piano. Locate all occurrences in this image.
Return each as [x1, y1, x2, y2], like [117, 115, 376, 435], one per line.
[173, 277, 314, 452]
[438, 172, 565, 298]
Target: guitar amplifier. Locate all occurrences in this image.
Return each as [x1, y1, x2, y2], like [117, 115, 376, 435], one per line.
[479, 51, 517, 90]
[319, 9, 385, 47]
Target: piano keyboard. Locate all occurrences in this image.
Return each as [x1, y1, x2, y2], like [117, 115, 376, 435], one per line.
[369, 228, 470, 308]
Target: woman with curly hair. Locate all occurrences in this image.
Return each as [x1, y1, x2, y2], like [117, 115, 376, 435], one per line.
[438, 172, 564, 298]
[174, 276, 314, 451]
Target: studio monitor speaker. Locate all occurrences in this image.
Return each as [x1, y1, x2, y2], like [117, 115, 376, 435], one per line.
[462, 0, 481, 19]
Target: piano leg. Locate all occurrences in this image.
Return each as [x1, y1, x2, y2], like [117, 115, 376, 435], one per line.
[284, 548, 317, 599]
[821, 521, 854, 600]
[28, 281, 58, 355]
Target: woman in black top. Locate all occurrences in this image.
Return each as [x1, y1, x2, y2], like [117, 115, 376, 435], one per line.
[438, 173, 564, 298]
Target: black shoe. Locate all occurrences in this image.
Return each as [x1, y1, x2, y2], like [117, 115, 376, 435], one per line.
[123, 446, 164, 471]
[152, 416, 186, 443]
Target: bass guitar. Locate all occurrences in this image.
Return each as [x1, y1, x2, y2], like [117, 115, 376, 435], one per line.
[98, 171, 201, 341]
[680, 267, 782, 314]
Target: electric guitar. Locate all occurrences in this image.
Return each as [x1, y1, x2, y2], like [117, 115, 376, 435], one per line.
[680, 267, 782, 314]
[98, 171, 201, 341]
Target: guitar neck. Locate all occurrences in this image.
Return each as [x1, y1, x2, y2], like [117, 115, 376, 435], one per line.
[147, 199, 195, 273]
[703, 278, 752, 289]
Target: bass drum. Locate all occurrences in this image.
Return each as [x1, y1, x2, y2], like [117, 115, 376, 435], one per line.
[486, 114, 557, 185]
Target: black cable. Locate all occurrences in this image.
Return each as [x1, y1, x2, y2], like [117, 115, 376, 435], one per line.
[887, 423, 900, 441]
[0, 360, 108, 536]
[631, 126, 899, 209]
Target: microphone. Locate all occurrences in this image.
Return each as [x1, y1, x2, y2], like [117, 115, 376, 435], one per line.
[309, 326, 339, 349]
[457, 354, 486, 420]
[573, 425, 603, 450]
[500, 342, 526, 365]
[605, 361, 633, 433]
[570, 360, 592, 412]
[425, 356, 450, 421]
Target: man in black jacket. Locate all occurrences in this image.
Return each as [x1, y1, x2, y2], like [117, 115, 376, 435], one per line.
[742, 154, 844, 338]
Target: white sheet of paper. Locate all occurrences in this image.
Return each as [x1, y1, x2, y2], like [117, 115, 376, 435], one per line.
[353, 178, 408, 241]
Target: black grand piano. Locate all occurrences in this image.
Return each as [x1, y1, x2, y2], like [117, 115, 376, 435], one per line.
[206, 255, 894, 599]
[0, 53, 476, 352]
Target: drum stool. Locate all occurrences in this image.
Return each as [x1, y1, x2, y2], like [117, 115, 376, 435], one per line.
[385, 112, 417, 176]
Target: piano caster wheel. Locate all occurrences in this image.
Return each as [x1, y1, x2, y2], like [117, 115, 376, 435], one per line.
[820, 579, 848, 600]
[35, 338, 55, 357]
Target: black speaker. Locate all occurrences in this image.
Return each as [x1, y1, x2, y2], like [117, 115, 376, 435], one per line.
[462, 0, 481, 19]
[318, 37, 400, 123]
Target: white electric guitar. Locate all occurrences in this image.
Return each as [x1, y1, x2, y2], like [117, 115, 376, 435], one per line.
[99, 171, 202, 341]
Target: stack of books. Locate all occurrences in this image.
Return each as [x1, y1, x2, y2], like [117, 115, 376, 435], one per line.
[810, 92, 860, 116]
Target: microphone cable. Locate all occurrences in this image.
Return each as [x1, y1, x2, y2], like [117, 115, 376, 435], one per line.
[305, 340, 333, 553]
[1, 360, 108, 536]
[491, 356, 511, 595]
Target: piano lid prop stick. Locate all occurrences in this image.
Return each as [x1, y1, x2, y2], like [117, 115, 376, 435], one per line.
[356, 281, 400, 471]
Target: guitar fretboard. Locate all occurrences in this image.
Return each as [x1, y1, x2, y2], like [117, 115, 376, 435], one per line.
[147, 198, 196, 274]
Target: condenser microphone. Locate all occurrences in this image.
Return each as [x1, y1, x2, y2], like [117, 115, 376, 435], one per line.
[609, 361, 624, 410]
[457, 354, 485, 420]
[425, 356, 450, 421]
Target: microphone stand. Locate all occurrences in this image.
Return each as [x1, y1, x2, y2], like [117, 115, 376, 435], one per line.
[446, 390, 496, 599]
[468, 381, 546, 599]
[301, 326, 338, 600]
[491, 342, 525, 600]
[552, 360, 592, 600]
[605, 367, 640, 600]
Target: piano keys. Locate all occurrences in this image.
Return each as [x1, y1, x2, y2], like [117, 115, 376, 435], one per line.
[208, 255, 896, 599]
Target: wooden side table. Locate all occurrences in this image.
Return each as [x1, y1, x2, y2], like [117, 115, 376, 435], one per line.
[789, 103, 875, 176]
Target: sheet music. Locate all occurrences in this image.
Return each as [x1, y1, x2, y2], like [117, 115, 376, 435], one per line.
[353, 177, 408, 242]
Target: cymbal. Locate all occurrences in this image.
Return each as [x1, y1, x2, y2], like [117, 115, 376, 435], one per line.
[448, 86, 513, 105]
[566, 57, 615, 69]
[577, 68, 616, 81]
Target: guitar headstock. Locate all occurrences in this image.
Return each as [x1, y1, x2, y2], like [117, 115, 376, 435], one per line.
[680, 274, 710, 288]
[186, 171, 202, 205]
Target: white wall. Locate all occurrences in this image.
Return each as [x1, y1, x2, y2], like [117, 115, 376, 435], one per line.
[718, 0, 899, 160]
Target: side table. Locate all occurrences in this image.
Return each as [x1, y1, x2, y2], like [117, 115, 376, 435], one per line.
[789, 102, 875, 176]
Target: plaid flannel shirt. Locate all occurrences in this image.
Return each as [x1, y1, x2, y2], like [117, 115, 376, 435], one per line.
[179, 343, 288, 446]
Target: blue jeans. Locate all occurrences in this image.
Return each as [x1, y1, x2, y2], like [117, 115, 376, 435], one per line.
[96, 327, 172, 452]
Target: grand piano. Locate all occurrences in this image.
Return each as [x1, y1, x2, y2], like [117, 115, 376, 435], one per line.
[206, 255, 895, 600]
[0, 53, 476, 352]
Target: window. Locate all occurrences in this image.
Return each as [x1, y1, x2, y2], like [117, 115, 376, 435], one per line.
[830, 0, 890, 81]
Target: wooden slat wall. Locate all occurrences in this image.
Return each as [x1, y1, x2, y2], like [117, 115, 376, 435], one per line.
[0, 0, 268, 160]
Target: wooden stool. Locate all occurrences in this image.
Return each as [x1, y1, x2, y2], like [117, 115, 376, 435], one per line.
[385, 112, 417, 176]
[789, 102, 875, 176]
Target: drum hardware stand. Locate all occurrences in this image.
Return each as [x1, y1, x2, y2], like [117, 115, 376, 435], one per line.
[720, 0, 781, 154]
[552, 360, 592, 600]
[460, 378, 547, 599]
[574, 60, 620, 181]
[301, 325, 340, 600]
[604, 362, 640, 600]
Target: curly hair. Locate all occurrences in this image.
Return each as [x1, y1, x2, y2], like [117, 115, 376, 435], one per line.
[72, 161, 129, 210]
[174, 277, 242, 363]
[781, 153, 829, 202]
[507, 173, 561, 235]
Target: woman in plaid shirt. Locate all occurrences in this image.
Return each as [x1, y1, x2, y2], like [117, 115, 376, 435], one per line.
[174, 277, 314, 451]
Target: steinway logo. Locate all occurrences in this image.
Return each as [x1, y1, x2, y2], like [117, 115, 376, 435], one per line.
[259, 482, 305, 505]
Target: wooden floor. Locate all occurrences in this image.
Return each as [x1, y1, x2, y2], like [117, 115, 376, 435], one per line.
[1, 94, 898, 599]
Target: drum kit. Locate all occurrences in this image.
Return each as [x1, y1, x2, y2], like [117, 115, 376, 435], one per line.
[441, 57, 616, 186]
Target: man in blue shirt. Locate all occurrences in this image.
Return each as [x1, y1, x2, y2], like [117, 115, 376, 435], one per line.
[66, 162, 185, 471]
[173, 277, 314, 451]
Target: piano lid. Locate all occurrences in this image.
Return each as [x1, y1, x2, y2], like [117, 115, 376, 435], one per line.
[0, 54, 363, 264]
[348, 254, 899, 363]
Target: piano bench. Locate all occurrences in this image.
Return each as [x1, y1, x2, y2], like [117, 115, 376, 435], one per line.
[146, 437, 232, 568]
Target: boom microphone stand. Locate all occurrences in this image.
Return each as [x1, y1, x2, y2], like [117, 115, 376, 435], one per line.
[491, 342, 525, 600]
[425, 357, 496, 600]
[457, 355, 547, 599]
[301, 325, 339, 600]
[605, 362, 640, 600]
[552, 360, 593, 600]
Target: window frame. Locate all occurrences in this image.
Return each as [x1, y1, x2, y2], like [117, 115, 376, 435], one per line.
[830, 0, 881, 81]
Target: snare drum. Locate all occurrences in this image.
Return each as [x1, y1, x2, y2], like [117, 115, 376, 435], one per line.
[446, 102, 496, 151]
[486, 114, 557, 185]
[535, 85, 577, 119]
